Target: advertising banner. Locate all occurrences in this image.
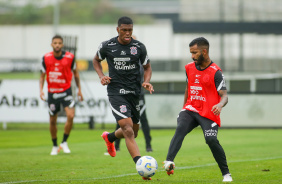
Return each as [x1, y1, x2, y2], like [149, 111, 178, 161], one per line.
[0, 80, 115, 123]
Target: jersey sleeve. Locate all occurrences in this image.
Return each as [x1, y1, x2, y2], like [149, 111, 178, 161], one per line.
[214, 70, 227, 91]
[41, 56, 46, 73]
[97, 41, 107, 60]
[140, 44, 150, 65]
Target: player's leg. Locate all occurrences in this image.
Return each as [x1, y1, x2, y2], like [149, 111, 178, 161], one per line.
[114, 123, 121, 151]
[118, 118, 141, 161]
[139, 95, 152, 152]
[164, 110, 198, 175]
[59, 91, 75, 153]
[197, 115, 232, 181]
[48, 93, 60, 155]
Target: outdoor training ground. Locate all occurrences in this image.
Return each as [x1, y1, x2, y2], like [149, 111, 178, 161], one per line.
[0, 123, 281, 184]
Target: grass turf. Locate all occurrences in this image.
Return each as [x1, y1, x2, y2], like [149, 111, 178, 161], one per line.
[0, 123, 281, 183]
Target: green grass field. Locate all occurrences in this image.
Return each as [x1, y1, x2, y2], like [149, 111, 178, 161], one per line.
[0, 123, 281, 184]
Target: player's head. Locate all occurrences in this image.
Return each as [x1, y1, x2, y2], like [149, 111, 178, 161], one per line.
[189, 37, 209, 66]
[51, 35, 64, 53]
[117, 16, 133, 45]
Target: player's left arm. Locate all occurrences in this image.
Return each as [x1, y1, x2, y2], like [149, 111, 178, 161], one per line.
[72, 59, 83, 101]
[143, 63, 154, 94]
[212, 70, 228, 115]
[140, 44, 154, 94]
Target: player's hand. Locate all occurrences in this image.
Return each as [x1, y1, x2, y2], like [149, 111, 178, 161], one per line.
[211, 104, 223, 116]
[100, 76, 112, 86]
[142, 82, 154, 94]
[40, 91, 46, 101]
[77, 90, 84, 101]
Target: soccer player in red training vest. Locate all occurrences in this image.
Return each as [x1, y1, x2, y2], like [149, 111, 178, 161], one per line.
[163, 37, 233, 182]
[39, 35, 84, 156]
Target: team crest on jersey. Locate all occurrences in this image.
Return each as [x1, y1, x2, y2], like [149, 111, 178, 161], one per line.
[130, 46, 137, 55]
[120, 105, 127, 113]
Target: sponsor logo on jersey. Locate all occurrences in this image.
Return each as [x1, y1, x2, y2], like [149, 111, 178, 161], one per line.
[111, 49, 117, 52]
[113, 58, 135, 70]
[55, 63, 60, 66]
[190, 95, 206, 102]
[130, 46, 137, 55]
[113, 58, 130, 62]
[196, 74, 201, 77]
[50, 88, 64, 92]
[190, 86, 202, 90]
[108, 42, 116, 46]
[204, 129, 217, 137]
[120, 105, 127, 113]
[120, 50, 126, 55]
[119, 89, 136, 95]
[194, 79, 200, 84]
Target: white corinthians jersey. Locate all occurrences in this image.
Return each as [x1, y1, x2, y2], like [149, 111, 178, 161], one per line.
[97, 36, 150, 96]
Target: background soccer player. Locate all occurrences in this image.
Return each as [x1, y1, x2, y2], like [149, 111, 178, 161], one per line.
[163, 37, 233, 182]
[92, 16, 154, 180]
[114, 35, 153, 153]
[40, 35, 84, 155]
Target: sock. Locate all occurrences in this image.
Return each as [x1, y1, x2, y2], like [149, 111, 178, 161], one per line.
[133, 156, 141, 164]
[62, 134, 69, 143]
[52, 138, 57, 146]
[107, 131, 118, 142]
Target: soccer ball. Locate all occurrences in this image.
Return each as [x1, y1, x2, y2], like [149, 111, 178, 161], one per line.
[136, 156, 158, 178]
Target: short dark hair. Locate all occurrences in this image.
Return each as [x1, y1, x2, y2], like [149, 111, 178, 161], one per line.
[189, 37, 209, 51]
[118, 16, 133, 27]
[52, 35, 63, 42]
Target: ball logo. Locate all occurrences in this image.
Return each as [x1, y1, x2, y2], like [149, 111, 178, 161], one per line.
[130, 46, 137, 55]
[120, 105, 127, 113]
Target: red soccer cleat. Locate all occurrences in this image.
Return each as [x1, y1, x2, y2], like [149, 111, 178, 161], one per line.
[167, 170, 174, 176]
[142, 177, 152, 180]
[101, 131, 116, 157]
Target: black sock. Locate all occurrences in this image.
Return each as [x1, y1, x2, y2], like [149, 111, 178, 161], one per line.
[107, 132, 118, 142]
[133, 156, 141, 164]
[52, 138, 57, 146]
[62, 134, 69, 143]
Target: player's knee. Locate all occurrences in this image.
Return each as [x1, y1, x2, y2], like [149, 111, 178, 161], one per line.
[205, 136, 218, 145]
[67, 112, 75, 120]
[122, 126, 134, 138]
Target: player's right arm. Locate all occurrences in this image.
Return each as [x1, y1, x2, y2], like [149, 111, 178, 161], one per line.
[183, 72, 189, 107]
[39, 56, 46, 101]
[39, 72, 46, 101]
[93, 54, 111, 86]
[183, 82, 188, 107]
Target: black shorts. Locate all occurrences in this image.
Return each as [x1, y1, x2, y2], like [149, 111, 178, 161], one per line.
[108, 95, 140, 124]
[48, 88, 75, 116]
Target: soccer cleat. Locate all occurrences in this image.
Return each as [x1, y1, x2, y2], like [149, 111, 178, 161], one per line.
[223, 173, 233, 182]
[163, 161, 175, 176]
[146, 147, 153, 152]
[50, 146, 59, 155]
[101, 131, 116, 157]
[142, 177, 152, 180]
[59, 142, 71, 153]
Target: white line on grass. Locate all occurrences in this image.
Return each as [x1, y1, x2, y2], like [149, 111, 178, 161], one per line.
[1, 156, 282, 184]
